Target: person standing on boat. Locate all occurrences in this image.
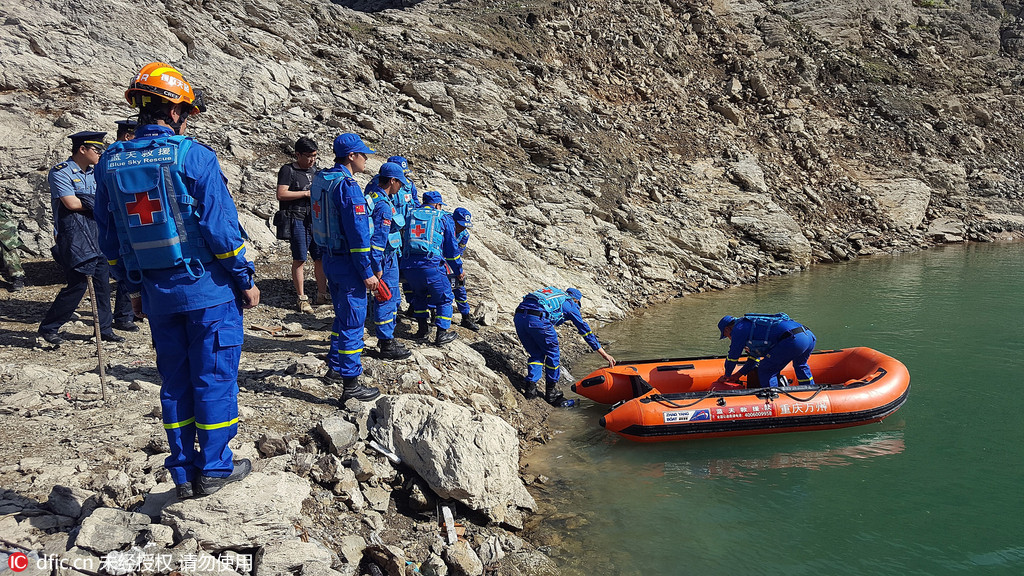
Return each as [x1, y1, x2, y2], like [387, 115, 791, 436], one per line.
[514, 287, 616, 406]
[717, 314, 816, 388]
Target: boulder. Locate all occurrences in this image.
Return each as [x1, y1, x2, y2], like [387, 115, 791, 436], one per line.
[255, 539, 334, 576]
[370, 395, 535, 523]
[161, 470, 310, 549]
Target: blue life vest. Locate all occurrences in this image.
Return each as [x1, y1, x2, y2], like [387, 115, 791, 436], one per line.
[366, 189, 405, 250]
[392, 182, 416, 223]
[100, 135, 214, 282]
[404, 205, 444, 258]
[310, 169, 351, 254]
[525, 286, 569, 323]
[743, 313, 792, 356]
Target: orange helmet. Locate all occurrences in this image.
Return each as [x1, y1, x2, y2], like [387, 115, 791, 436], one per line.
[124, 62, 206, 115]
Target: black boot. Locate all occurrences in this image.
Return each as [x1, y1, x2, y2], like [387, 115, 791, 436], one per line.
[434, 327, 457, 346]
[460, 316, 480, 332]
[524, 381, 539, 400]
[341, 376, 380, 403]
[194, 458, 252, 496]
[378, 338, 412, 360]
[545, 386, 575, 408]
[413, 319, 429, 339]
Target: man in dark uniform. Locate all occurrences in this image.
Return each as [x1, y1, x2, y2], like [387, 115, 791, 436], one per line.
[38, 131, 125, 347]
[111, 118, 140, 332]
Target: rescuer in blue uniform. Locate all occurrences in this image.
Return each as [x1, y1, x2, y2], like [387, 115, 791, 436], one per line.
[38, 130, 125, 347]
[717, 314, 817, 388]
[366, 162, 411, 360]
[387, 155, 418, 314]
[514, 287, 616, 406]
[449, 207, 479, 331]
[401, 190, 462, 346]
[94, 63, 260, 499]
[310, 133, 382, 403]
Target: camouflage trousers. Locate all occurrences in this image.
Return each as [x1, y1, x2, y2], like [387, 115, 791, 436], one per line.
[0, 203, 25, 280]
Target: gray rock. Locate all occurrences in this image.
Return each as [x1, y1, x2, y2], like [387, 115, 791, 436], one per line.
[443, 540, 483, 576]
[75, 507, 151, 554]
[45, 485, 99, 520]
[255, 539, 334, 576]
[316, 417, 358, 455]
[337, 534, 367, 565]
[161, 470, 310, 549]
[371, 395, 535, 523]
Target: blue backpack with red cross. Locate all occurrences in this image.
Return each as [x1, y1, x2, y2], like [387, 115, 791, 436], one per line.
[404, 205, 444, 258]
[310, 168, 353, 255]
[100, 135, 214, 282]
[525, 286, 569, 323]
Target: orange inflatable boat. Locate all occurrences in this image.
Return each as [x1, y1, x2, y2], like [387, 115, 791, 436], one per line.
[571, 347, 910, 442]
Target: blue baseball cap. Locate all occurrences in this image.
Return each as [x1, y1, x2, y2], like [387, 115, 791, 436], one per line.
[379, 162, 409, 185]
[566, 287, 583, 301]
[452, 207, 473, 228]
[422, 190, 446, 206]
[718, 315, 737, 339]
[387, 155, 409, 171]
[333, 133, 374, 157]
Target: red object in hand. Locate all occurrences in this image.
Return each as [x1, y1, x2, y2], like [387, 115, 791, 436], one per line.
[375, 278, 392, 302]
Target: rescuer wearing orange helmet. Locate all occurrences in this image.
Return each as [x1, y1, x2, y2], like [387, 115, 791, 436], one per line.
[94, 63, 259, 499]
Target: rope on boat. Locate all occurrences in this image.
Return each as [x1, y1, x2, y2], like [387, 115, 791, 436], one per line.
[651, 391, 717, 409]
[777, 386, 826, 402]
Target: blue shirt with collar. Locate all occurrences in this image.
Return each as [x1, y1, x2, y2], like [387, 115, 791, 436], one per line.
[94, 124, 255, 315]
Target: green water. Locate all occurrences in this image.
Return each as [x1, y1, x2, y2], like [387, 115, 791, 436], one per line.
[530, 243, 1024, 575]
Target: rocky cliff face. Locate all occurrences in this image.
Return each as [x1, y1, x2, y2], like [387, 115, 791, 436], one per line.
[2, 0, 1023, 316]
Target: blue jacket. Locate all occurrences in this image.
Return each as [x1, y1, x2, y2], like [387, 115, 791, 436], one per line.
[724, 317, 806, 377]
[366, 183, 401, 274]
[519, 292, 602, 351]
[48, 159, 102, 269]
[314, 164, 373, 279]
[94, 125, 254, 315]
[451, 224, 470, 271]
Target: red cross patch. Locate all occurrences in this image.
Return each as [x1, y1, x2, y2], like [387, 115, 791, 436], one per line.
[541, 288, 554, 294]
[312, 201, 321, 219]
[410, 224, 427, 238]
[125, 191, 165, 227]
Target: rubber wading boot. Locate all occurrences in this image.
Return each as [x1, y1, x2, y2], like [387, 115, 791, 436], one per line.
[195, 458, 252, 496]
[378, 338, 412, 360]
[297, 295, 314, 314]
[341, 376, 380, 403]
[460, 316, 480, 332]
[413, 319, 430, 339]
[434, 327, 457, 346]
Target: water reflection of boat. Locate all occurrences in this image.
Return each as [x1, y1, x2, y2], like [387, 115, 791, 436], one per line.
[660, 431, 906, 479]
[572, 347, 910, 442]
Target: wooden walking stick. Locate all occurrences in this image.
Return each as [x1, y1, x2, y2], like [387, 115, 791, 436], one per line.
[85, 276, 108, 402]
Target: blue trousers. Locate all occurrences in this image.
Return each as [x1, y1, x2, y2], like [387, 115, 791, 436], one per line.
[149, 300, 243, 485]
[403, 260, 453, 330]
[39, 256, 112, 335]
[452, 280, 470, 316]
[514, 312, 561, 386]
[325, 255, 367, 378]
[759, 330, 817, 387]
[372, 252, 400, 340]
